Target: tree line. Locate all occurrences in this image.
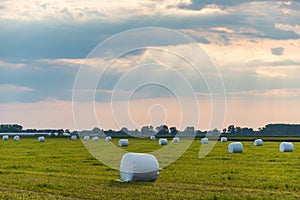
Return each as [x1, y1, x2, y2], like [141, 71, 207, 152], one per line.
[221, 124, 300, 137]
[83, 124, 300, 137]
[2, 123, 300, 137]
[0, 124, 71, 136]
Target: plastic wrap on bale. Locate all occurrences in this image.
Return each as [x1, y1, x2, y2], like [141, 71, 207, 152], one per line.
[120, 153, 159, 182]
[228, 142, 243, 153]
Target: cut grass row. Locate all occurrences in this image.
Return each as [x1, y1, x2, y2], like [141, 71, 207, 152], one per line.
[1, 138, 300, 199]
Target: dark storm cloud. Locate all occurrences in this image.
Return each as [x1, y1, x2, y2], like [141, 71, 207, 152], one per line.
[0, 59, 78, 102]
[0, 14, 223, 59]
[1, 0, 299, 60]
[1, 0, 300, 103]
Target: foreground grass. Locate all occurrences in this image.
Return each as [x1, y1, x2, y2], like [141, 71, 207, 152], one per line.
[1, 138, 300, 199]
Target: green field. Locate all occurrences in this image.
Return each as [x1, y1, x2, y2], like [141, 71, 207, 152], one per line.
[1, 138, 300, 199]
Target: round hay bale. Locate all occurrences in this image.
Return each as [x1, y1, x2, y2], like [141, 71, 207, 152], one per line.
[83, 136, 90, 141]
[172, 137, 179, 143]
[254, 139, 263, 146]
[106, 136, 112, 141]
[220, 137, 227, 142]
[201, 138, 209, 144]
[119, 139, 129, 147]
[71, 135, 77, 140]
[280, 142, 294, 152]
[228, 142, 243, 153]
[92, 136, 99, 141]
[158, 138, 168, 145]
[120, 152, 159, 182]
[38, 136, 45, 142]
[13, 135, 20, 141]
[2, 135, 9, 140]
[150, 135, 156, 140]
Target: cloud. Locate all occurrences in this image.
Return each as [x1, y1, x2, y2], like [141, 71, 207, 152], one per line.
[0, 84, 34, 92]
[0, 84, 35, 103]
[275, 23, 300, 35]
[0, 0, 231, 23]
[1, 0, 300, 60]
[0, 58, 78, 102]
[271, 47, 284, 55]
[0, 60, 25, 68]
[1, 34, 299, 103]
[255, 68, 286, 78]
[178, 4, 228, 15]
[1, 0, 300, 126]
[38, 58, 84, 67]
[228, 88, 300, 99]
[211, 26, 234, 33]
[178, 0, 248, 10]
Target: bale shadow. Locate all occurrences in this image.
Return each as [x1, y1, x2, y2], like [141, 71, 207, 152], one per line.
[108, 179, 156, 188]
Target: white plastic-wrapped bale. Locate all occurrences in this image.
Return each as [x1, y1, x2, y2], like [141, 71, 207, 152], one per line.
[158, 138, 168, 145]
[220, 137, 227, 142]
[92, 136, 99, 141]
[150, 135, 156, 140]
[228, 142, 243, 153]
[13, 135, 20, 141]
[119, 139, 129, 147]
[280, 142, 294, 152]
[201, 138, 209, 144]
[2, 135, 9, 140]
[254, 139, 263, 146]
[106, 136, 112, 141]
[83, 136, 90, 141]
[71, 135, 77, 140]
[38, 136, 45, 142]
[172, 137, 179, 143]
[120, 153, 159, 182]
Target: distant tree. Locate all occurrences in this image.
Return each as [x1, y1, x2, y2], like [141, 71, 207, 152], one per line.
[259, 124, 300, 136]
[24, 129, 37, 133]
[170, 127, 178, 135]
[235, 126, 241, 134]
[141, 126, 150, 134]
[57, 129, 64, 136]
[184, 127, 195, 136]
[222, 128, 227, 134]
[238, 127, 254, 136]
[92, 127, 101, 133]
[210, 128, 220, 134]
[121, 127, 128, 133]
[227, 125, 235, 134]
[207, 128, 220, 138]
[0, 124, 23, 132]
[104, 129, 114, 136]
[149, 126, 154, 132]
[140, 126, 154, 136]
[14, 124, 23, 132]
[156, 125, 169, 136]
[71, 131, 78, 136]
[195, 130, 206, 137]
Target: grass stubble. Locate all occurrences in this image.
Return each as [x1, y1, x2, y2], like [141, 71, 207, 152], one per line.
[0, 138, 300, 199]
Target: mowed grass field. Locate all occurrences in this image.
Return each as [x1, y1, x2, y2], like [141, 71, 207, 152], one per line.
[1, 138, 300, 199]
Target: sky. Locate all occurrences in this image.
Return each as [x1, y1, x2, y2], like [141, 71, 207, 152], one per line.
[0, 0, 300, 131]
